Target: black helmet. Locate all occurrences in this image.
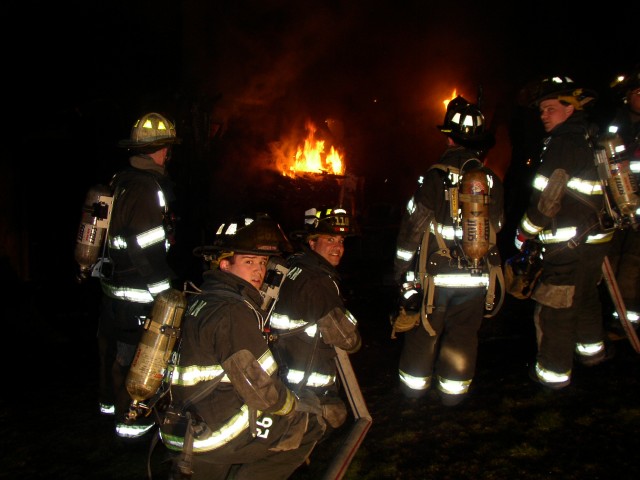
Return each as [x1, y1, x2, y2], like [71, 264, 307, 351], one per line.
[118, 112, 182, 149]
[529, 76, 597, 110]
[303, 206, 355, 236]
[212, 213, 292, 256]
[610, 66, 640, 103]
[437, 96, 494, 149]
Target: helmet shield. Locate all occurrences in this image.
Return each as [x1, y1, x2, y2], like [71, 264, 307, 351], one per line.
[119, 112, 182, 149]
[303, 207, 355, 236]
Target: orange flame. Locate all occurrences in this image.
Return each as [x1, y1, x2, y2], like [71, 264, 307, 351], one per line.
[443, 89, 458, 110]
[279, 120, 345, 178]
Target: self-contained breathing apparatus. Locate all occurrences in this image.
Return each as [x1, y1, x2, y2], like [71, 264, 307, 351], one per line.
[391, 159, 504, 339]
[594, 127, 639, 230]
[74, 184, 113, 283]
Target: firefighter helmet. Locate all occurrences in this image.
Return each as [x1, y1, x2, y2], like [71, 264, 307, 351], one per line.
[438, 96, 494, 149]
[119, 112, 182, 149]
[211, 212, 292, 256]
[610, 66, 640, 105]
[529, 75, 597, 110]
[303, 206, 355, 236]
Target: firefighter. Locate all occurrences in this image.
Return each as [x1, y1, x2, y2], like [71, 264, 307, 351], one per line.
[97, 112, 181, 440]
[605, 67, 640, 335]
[269, 207, 362, 437]
[160, 213, 324, 480]
[393, 96, 504, 406]
[516, 76, 615, 390]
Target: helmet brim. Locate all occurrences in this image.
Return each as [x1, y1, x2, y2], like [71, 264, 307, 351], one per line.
[118, 137, 182, 149]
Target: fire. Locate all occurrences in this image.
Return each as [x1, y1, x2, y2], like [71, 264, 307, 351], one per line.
[443, 89, 458, 110]
[277, 120, 345, 178]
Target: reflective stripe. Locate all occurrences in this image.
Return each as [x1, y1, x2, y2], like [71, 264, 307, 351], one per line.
[405, 197, 416, 215]
[613, 310, 639, 323]
[533, 173, 603, 195]
[116, 421, 155, 439]
[286, 369, 336, 388]
[102, 284, 154, 303]
[630, 160, 640, 173]
[430, 223, 461, 240]
[170, 350, 277, 387]
[399, 369, 430, 391]
[432, 274, 489, 288]
[576, 341, 604, 357]
[149, 279, 172, 296]
[520, 214, 541, 236]
[109, 225, 167, 250]
[170, 364, 230, 386]
[270, 313, 309, 330]
[534, 362, 570, 388]
[538, 228, 613, 244]
[437, 376, 471, 395]
[99, 402, 115, 415]
[102, 279, 171, 303]
[161, 404, 257, 452]
[396, 248, 414, 262]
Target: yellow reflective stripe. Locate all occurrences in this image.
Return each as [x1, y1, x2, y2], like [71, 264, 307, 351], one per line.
[539, 229, 613, 244]
[534, 362, 570, 386]
[520, 215, 542, 235]
[399, 369, 430, 390]
[437, 376, 471, 395]
[161, 404, 258, 453]
[170, 364, 229, 386]
[272, 389, 296, 416]
[576, 341, 604, 356]
[148, 280, 172, 296]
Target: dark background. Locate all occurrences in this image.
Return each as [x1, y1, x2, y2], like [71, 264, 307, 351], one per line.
[2, 1, 639, 479]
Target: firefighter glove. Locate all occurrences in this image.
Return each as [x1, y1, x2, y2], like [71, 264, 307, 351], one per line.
[317, 307, 361, 353]
[398, 281, 422, 313]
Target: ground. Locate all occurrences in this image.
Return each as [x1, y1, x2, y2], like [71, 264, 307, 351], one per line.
[2, 257, 639, 480]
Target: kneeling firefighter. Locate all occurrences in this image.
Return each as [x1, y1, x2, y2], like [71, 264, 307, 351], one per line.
[393, 96, 504, 406]
[159, 213, 325, 480]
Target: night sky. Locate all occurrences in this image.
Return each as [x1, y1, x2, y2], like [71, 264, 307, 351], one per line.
[4, 0, 639, 283]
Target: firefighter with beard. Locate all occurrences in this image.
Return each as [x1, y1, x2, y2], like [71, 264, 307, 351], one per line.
[393, 96, 504, 406]
[161, 213, 325, 480]
[97, 112, 181, 440]
[269, 207, 362, 438]
[605, 67, 640, 335]
[516, 76, 615, 390]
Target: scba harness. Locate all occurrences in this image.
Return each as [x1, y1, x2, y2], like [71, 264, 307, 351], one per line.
[392, 160, 505, 339]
